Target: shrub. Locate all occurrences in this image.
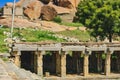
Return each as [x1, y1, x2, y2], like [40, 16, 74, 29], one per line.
[53, 16, 62, 23]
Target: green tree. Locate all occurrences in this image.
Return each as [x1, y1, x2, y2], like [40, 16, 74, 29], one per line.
[75, 0, 120, 42]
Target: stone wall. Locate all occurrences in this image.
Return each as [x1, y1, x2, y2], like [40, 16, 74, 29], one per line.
[15, 7, 23, 18]
[3, 6, 23, 18]
[3, 6, 12, 16]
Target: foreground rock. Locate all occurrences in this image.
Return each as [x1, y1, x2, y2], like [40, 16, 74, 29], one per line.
[59, 0, 74, 9]
[6, 61, 42, 80]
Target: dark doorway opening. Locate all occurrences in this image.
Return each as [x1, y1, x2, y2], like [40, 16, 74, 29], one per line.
[111, 51, 120, 73]
[66, 51, 83, 75]
[43, 51, 57, 76]
[21, 51, 36, 73]
[89, 52, 105, 74]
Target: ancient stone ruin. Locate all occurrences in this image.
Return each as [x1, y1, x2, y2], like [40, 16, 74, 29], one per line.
[3, 0, 81, 22]
[12, 42, 120, 79]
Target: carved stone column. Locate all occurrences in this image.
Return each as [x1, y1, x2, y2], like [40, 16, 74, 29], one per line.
[105, 53, 111, 76]
[83, 54, 89, 76]
[61, 52, 66, 77]
[14, 51, 21, 67]
[37, 51, 43, 77]
[56, 52, 61, 76]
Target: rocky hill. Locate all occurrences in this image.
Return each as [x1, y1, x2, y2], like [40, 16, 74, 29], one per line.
[3, 0, 80, 22]
[0, 17, 69, 32]
[0, 0, 83, 32]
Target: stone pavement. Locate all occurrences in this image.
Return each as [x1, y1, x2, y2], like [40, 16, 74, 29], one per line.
[0, 59, 13, 80]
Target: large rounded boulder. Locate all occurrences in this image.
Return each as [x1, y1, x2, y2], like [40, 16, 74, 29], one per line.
[41, 5, 57, 21]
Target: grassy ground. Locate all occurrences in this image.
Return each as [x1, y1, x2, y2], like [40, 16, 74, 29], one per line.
[13, 28, 64, 42]
[0, 27, 65, 52]
[0, 27, 92, 52]
[60, 22, 83, 27]
[0, 28, 10, 53]
[56, 29, 92, 42]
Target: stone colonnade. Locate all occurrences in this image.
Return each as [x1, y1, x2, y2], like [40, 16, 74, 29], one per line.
[12, 43, 120, 77]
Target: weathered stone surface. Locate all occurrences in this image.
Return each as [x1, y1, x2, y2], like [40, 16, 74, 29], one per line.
[48, 2, 75, 22]
[24, 1, 43, 20]
[15, 7, 23, 16]
[3, 6, 12, 16]
[15, 0, 25, 7]
[48, 2, 71, 14]
[59, 0, 74, 9]
[105, 54, 111, 76]
[61, 53, 66, 77]
[41, 5, 57, 21]
[83, 54, 89, 76]
[69, 0, 81, 8]
[37, 52, 43, 77]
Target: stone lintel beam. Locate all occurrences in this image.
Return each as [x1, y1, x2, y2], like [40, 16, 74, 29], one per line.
[38, 47, 61, 51]
[13, 43, 37, 51]
[62, 46, 85, 52]
[88, 46, 107, 53]
[18, 47, 37, 51]
[41, 43, 61, 47]
[14, 44, 37, 48]
[108, 47, 120, 54]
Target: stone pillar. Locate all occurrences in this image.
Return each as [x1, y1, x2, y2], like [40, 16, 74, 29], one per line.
[14, 51, 21, 67]
[105, 53, 111, 76]
[61, 52, 66, 77]
[83, 54, 89, 76]
[37, 51, 43, 77]
[56, 52, 61, 76]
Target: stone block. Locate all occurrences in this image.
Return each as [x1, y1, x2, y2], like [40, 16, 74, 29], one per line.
[3, 6, 12, 16]
[15, 7, 23, 16]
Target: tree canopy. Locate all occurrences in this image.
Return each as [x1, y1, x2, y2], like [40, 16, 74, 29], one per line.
[75, 0, 120, 42]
